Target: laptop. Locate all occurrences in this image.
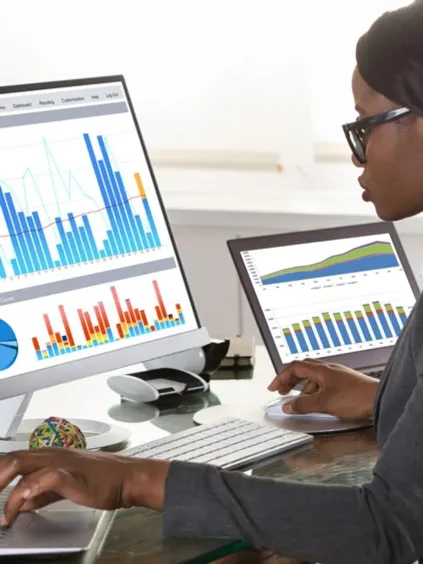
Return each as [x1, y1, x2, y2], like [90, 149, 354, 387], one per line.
[227, 222, 420, 377]
[0, 486, 115, 556]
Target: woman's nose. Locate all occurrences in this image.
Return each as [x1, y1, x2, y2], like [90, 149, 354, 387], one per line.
[351, 153, 365, 168]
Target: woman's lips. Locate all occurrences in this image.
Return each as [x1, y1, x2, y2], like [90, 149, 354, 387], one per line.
[358, 176, 371, 202]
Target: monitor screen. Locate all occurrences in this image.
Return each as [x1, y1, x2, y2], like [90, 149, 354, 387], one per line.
[240, 232, 417, 365]
[0, 78, 200, 382]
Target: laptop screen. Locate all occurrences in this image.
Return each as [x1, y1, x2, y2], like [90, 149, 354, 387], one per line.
[239, 231, 417, 367]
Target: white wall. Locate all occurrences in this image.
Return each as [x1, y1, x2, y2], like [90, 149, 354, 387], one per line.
[307, 0, 411, 145]
[1, 0, 313, 171]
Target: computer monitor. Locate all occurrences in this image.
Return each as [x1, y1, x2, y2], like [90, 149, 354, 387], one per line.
[0, 76, 209, 450]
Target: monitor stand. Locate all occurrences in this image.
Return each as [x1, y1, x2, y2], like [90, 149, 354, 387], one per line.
[107, 347, 209, 403]
[0, 394, 130, 454]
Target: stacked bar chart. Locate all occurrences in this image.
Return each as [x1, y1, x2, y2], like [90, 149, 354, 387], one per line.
[281, 301, 409, 355]
[0, 133, 161, 279]
[261, 241, 399, 285]
[31, 280, 185, 361]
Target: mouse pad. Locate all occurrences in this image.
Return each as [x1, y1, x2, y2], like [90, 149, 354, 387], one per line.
[193, 403, 373, 435]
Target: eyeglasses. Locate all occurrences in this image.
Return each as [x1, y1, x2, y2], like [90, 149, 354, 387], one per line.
[342, 107, 412, 164]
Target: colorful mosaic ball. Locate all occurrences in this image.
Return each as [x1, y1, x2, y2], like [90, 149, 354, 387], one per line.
[29, 416, 87, 450]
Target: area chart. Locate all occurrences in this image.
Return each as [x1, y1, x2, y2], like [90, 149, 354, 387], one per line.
[261, 241, 399, 285]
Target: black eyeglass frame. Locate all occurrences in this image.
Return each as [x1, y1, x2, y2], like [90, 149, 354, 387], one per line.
[342, 107, 412, 164]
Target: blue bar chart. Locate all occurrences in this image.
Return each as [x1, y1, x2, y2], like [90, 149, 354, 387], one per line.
[292, 323, 309, 352]
[322, 313, 341, 347]
[344, 311, 362, 343]
[333, 312, 351, 345]
[312, 316, 331, 349]
[372, 301, 393, 338]
[385, 304, 401, 335]
[283, 328, 298, 354]
[303, 319, 320, 351]
[0, 133, 161, 278]
[282, 301, 409, 355]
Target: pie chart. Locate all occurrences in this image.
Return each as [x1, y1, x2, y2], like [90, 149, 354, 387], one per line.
[0, 320, 18, 371]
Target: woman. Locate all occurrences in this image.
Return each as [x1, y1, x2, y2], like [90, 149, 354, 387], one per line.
[1, 3, 423, 563]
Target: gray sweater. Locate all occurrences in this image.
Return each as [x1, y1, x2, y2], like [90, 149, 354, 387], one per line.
[163, 291, 423, 564]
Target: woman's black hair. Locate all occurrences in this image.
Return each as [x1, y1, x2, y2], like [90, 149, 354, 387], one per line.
[356, 0, 423, 115]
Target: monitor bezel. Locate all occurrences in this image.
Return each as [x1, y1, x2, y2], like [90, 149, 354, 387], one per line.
[0, 75, 209, 400]
[227, 221, 420, 375]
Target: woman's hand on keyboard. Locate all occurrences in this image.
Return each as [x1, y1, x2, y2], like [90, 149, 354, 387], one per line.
[0, 448, 169, 527]
[268, 358, 379, 420]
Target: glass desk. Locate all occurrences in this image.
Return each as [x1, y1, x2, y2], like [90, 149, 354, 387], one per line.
[1, 347, 378, 564]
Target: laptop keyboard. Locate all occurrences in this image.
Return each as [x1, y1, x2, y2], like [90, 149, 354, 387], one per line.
[0, 488, 7, 515]
[0, 489, 8, 542]
[124, 417, 313, 470]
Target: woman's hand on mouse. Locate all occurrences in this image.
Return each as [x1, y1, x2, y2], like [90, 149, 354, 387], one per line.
[268, 359, 379, 420]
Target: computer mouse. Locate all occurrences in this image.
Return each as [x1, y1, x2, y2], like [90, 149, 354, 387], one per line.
[265, 396, 340, 421]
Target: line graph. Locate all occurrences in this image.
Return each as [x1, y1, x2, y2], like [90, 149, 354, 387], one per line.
[0, 133, 161, 279]
[0, 191, 138, 239]
[7, 137, 107, 225]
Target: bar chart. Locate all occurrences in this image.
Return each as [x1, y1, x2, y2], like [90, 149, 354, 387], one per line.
[260, 240, 399, 285]
[0, 133, 161, 279]
[31, 279, 185, 361]
[281, 301, 408, 355]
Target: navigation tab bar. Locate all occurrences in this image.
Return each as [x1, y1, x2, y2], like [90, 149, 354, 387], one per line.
[0, 83, 125, 115]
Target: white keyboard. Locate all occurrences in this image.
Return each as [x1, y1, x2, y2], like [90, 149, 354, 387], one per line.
[124, 418, 313, 470]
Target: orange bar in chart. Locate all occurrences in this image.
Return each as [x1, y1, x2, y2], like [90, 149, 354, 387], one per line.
[125, 299, 137, 324]
[58, 305, 76, 347]
[43, 314, 55, 339]
[116, 324, 124, 339]
[111, 286, 125, 323]
[134, 172, 146, 198]
[94, 305, 107, 336]
[99, 301, 111, 329]
[153, 280, 167, 319]
[77, 309, 91, 342]
[32, 337, 41, 352]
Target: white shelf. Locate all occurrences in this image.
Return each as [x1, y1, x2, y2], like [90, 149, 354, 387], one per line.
[155, 165, 423, 235]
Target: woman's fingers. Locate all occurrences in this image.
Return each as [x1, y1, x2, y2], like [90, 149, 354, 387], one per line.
[2, 467, 86, 527]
